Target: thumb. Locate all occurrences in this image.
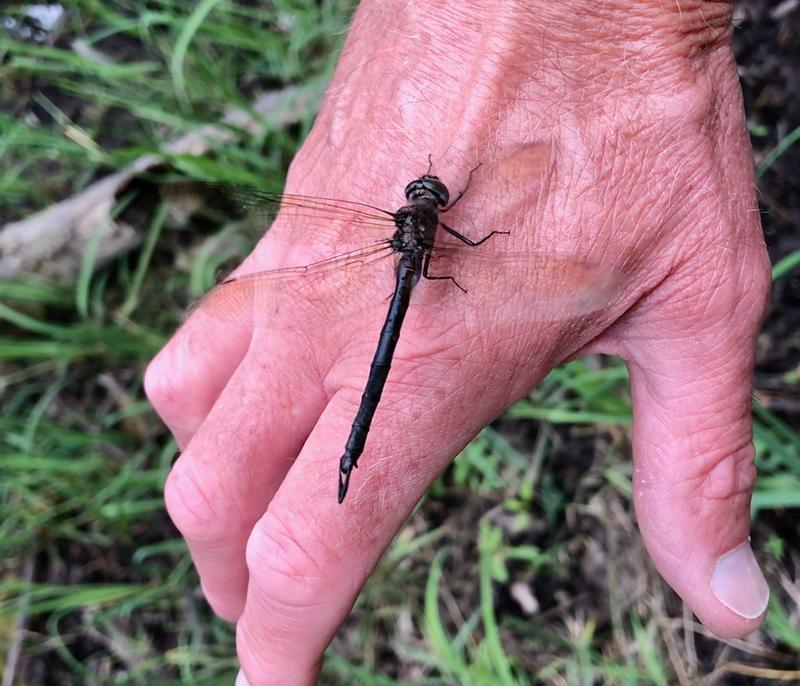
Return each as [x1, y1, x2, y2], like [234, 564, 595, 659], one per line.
[625, 280, 770, 638]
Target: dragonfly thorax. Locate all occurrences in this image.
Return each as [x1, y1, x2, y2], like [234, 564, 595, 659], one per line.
[391, 202, 439, 254]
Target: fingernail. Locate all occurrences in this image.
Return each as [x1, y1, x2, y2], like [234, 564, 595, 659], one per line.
[235, 669, 250, 686]
[711, 541, 769, 619]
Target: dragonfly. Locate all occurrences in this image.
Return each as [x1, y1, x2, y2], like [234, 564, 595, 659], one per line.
[164, 160, 623, 503]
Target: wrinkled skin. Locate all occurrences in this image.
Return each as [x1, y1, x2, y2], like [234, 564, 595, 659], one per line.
[145, 1, 771, 683]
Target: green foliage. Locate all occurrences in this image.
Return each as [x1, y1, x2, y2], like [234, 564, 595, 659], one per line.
[1, 1, 350, 682]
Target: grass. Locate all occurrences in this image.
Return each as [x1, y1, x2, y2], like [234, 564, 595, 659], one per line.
[1, 1, 799, 684]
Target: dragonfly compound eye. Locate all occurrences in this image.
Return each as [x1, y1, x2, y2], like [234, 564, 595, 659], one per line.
[404, 175, 450, 207]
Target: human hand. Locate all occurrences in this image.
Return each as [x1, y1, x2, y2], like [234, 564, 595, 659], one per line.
[145, 1, 771, 683]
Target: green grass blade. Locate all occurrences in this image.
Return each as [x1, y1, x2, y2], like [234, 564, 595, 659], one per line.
[772, 249, 800, 281]
[756, 124, 800, 179]
[170, 0, 227, 107]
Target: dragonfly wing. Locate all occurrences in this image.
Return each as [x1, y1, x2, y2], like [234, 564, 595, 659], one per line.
[191, 242, 396, 326]
[161, 182, 398, 246]
[423, 245, 626, 321]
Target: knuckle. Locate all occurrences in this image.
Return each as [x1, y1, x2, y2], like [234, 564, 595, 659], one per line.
[164, 461, 226, 543]
[680, 439, 757, 507]
[699, 441, 757, 503]
[143, 350, 182, 413]
[245, 508, 335, 608]
[666, 245, 771, 334]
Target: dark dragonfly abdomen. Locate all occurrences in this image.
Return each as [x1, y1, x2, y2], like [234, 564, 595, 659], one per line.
[337, 251, 422, 502]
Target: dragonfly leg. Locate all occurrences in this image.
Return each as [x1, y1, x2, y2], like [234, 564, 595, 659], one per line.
[426, 153, 433, 175]
[440, 221, 510, 247]
[422, 251, 467, 293]
[443, 163, 482, 212]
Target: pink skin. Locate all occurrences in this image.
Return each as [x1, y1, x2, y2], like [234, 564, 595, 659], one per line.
[145, 1, 771, 683]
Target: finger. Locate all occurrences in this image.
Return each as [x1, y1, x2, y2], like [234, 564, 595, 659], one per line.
[234, 366, 505, 683]
[145, 314, 252, 449]
[235, 662, 321, 686]
[624, 265, 771, 638]
[163, 333, 329, 621]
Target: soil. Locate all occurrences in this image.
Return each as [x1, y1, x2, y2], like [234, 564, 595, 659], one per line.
[736, 0, 800, 386]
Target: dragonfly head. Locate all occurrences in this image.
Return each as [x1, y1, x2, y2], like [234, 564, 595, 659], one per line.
[404, 175, 449, 208]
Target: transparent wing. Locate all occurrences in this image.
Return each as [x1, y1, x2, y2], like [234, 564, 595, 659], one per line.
[423, 243, 626, 321]
[191, 239, 625, 331]
[191, 241, 396, 325]
[161, 182, 398, 246]
[245, 190, 395, 222]
[167, 179, 625, 329]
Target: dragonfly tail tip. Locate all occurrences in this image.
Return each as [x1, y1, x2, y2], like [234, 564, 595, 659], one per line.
[338, 469, 352, 504]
